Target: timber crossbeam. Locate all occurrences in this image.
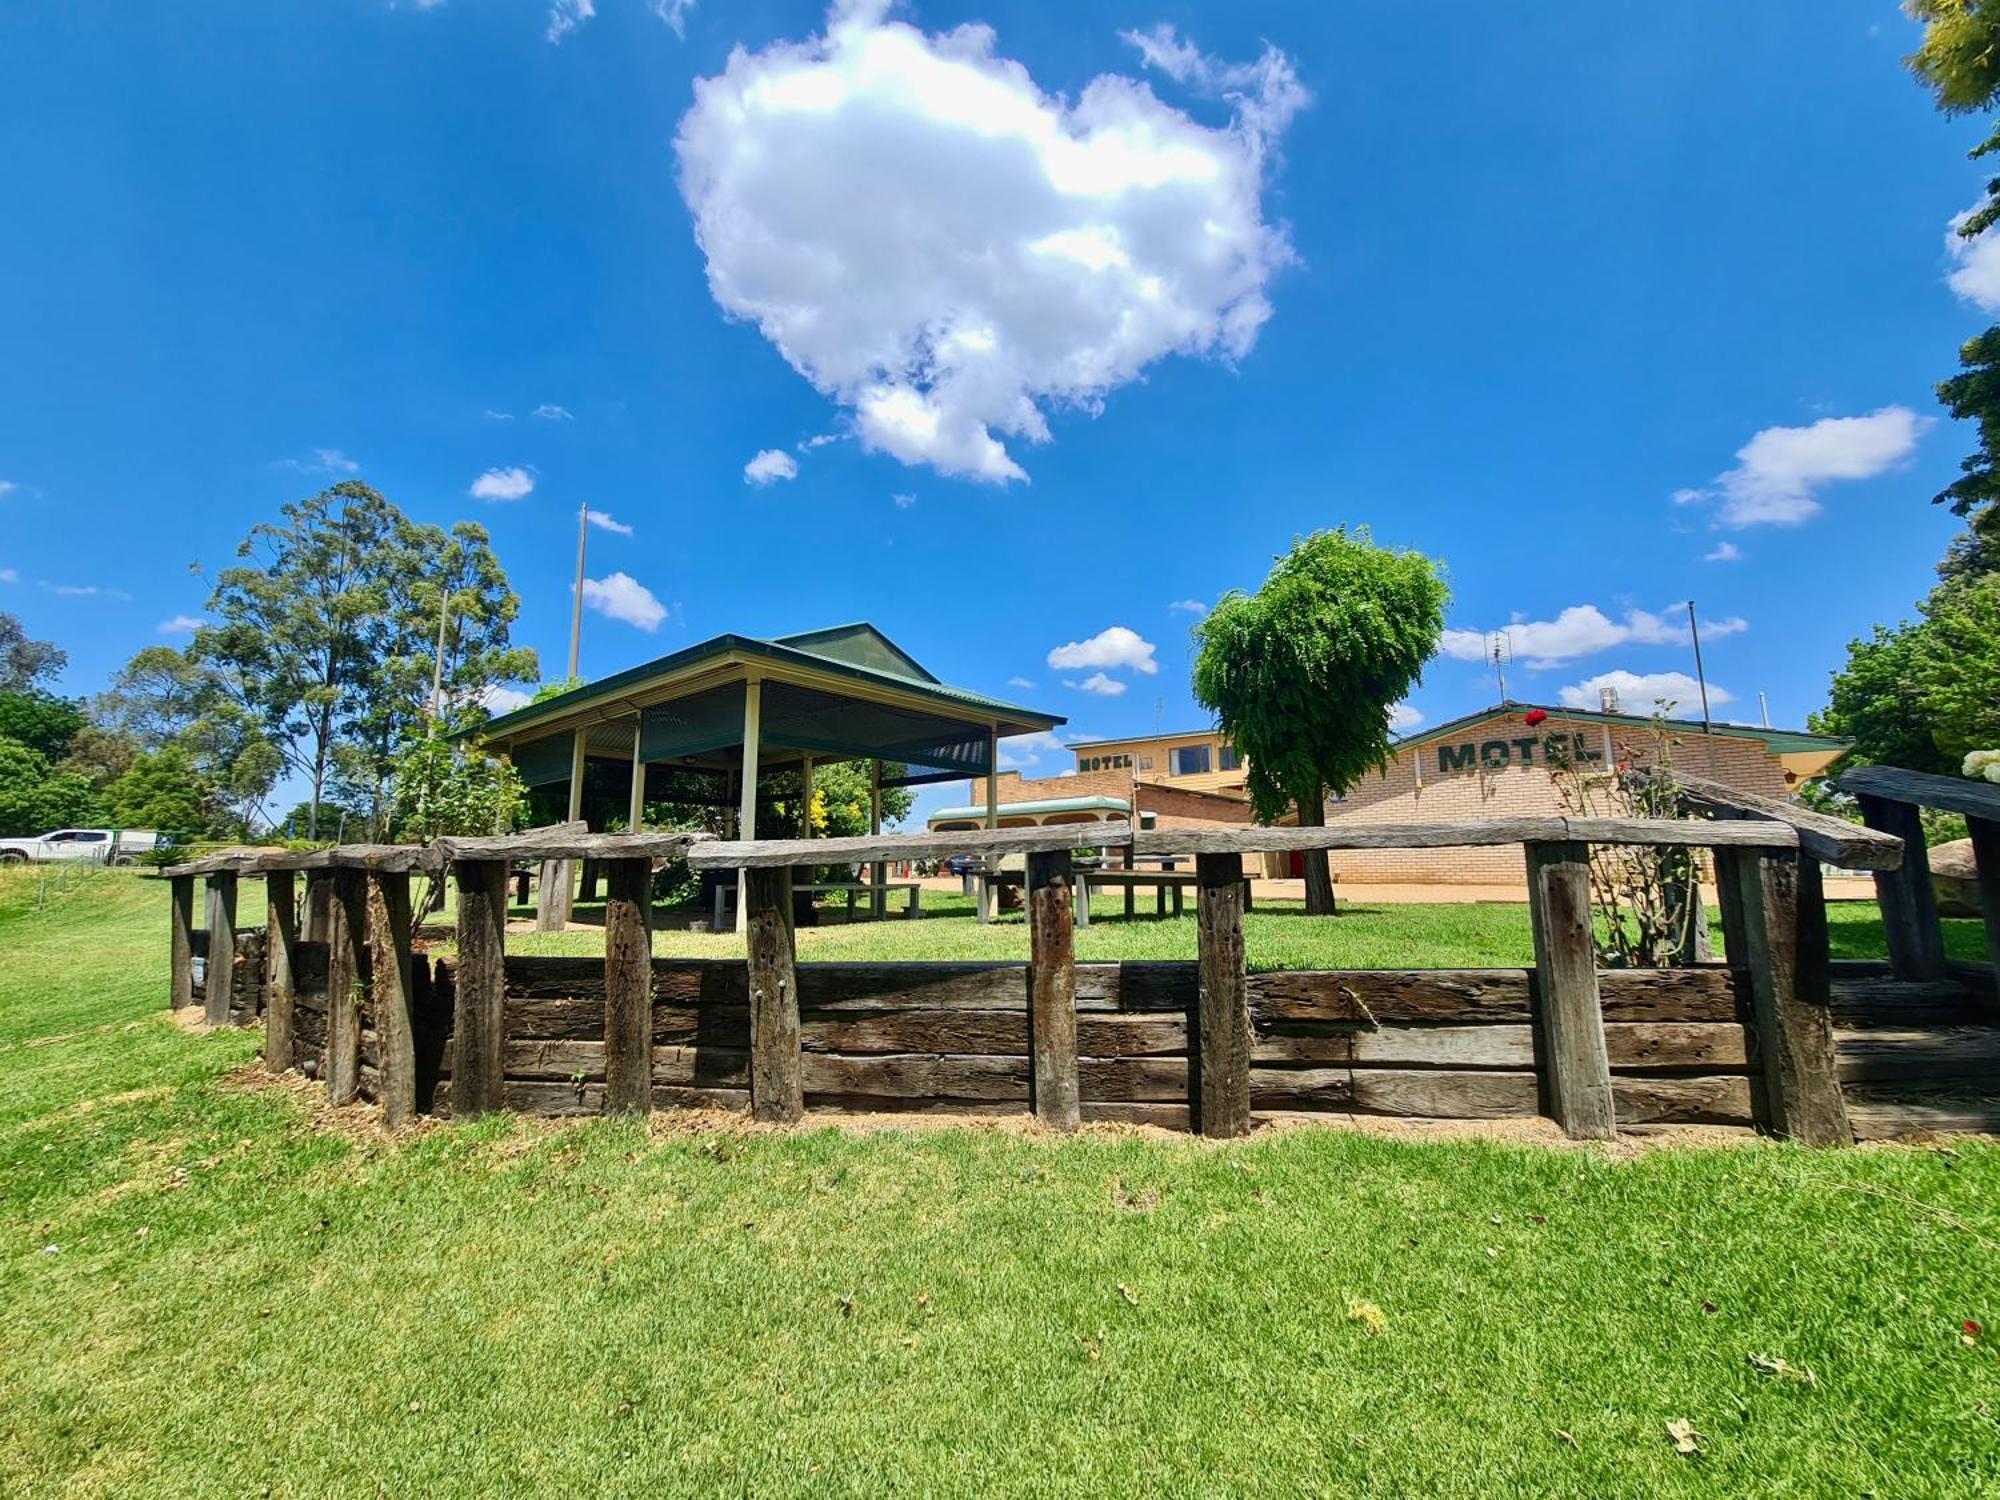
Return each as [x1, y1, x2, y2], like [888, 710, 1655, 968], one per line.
[156, 822, 707, 879]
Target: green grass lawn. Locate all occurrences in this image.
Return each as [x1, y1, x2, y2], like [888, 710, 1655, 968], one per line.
[2, 868, 1997, 1497]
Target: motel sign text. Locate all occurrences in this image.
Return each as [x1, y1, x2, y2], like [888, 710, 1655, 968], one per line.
[1436, 732, 1604, 775]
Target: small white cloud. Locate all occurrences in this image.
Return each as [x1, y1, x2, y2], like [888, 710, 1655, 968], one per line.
[1066, 672, 1127, 697]
[1704, 541, 1742, 563]
[1120, 22, 1308, 140]
[1389, 702, 1423, 731]
[156, 615, 206, 635]
[892, 493, 917, 509]
[546, 0, 594, 43]
[479, 683, 535, 714]
[744, 449, 799, 485]
[1559, 669, 1733, 712]
[279, 447, 360, 476]
[483, 409, 515, 422]
[586, 509, 633, 535]
[1681, 406, 1927, 527]
[1946, 208, 2000, 312]
[0, 480, 17, 498]
[652, 0, 695, 36]
[1047, 625, 1158, 676]
[581, 571, 667, 631]
[1670, 486, 1708, 506]
[469, 466, 536, 501]
[41, 582, 132, 601]
[1440, 604, 1747, 669]
[799, 433, 840, 451]
[533, 403, 574, 421]
[997, 728, 1070, 769]
[1168, 599, 1208, 616]
[1006, 676, 1035, 689]
[0, 568, 18, 584]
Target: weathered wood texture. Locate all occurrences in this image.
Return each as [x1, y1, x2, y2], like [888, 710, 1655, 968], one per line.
[745, 867, 802, 1122]
[169, 876, 195, 1011]
[536, 857, 574, 932]
[1194, 853, 1250, 1138]
[202, 874, 239, 1027]
[1130, 817, 1797, 858]
[1724, 850, 1851, 1145]
[1525, 842, 1615, 1140]
[1677, 774, 1903, 869]
[367, 872, 417, 1129]
[1966, 816, 2000, 1003]
[263, 869, 296, 1071]
[1855, 794, 1948, 982]
[602, 857, 653, 1114]
[1840, 761, 2000, 823]
[1025, 849, 1080, 1129]
[450, 859, 508, 1118]
[324, 869, 368, 1105]
[686, 820, 1134, 870]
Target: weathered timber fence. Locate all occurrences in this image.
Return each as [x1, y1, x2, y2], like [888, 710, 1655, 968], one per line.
[158, 799, 1999, 1143]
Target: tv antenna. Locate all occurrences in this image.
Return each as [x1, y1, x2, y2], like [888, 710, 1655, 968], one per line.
[1487, 631, 1513, 703]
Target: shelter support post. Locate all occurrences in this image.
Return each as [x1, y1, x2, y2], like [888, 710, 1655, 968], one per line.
[986, 725, 999, 832]
[628, 714, 646, 833]
[538, 729, 587, 932]
[735, 678, 762, 934]
[869, 759, 886, 918]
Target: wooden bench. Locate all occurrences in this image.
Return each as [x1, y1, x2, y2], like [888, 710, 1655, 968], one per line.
[712, 879, 921, 929]
[974, 868, 1250, 925]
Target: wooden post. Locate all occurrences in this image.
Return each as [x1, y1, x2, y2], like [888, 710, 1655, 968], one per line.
[538, 730, 589, 933]
[1524, 842, 1616, 1141]
[735, 678, 762, 935]
[869, 759, 886, 918]
[451, 859, 508, 1118]
[1194, 852, 1250, 1138]
[325, 868, 368, 1105]
[628, 713, 646, 833]
[1857, 793, 1947, 981]
[368, 871, 417, 1128]
[202, 873, 239, 1027]
[985, 727, 1000, 832]
[169, 875, 195, 1011]
[302, 869, 332, 943]
[578, 859, 602, 904]
[800, 755, 815, 838]
[603, 857, 653, 1115]
[1026, 849, 1081, 1130]
[1726, 849, 1851, 1146]
[264, 869, 297, 1072]
[1965, 816, 2000, 1005]
[745, 865, 802, 1123]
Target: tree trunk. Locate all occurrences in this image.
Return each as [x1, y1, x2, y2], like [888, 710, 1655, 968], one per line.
[1295, 783, 1337, 915]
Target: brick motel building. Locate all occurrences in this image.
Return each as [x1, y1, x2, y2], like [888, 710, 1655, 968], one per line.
[934, 703, 1848, 887]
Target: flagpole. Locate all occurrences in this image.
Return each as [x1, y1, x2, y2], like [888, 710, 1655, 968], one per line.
[568, 501, 588, 681]
[1686, 600, 1716, 773]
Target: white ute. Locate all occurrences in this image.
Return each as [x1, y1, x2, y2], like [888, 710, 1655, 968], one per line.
[0, 829, 159, 865]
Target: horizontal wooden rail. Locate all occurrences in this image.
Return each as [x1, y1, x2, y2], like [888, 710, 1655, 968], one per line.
[1679, 775, 1903, 871]
[155, 822, 712, 879]
[1838, 763, 2000, 823]
[683, 822, 1135, 870]
[1129, 817, 1798, 858]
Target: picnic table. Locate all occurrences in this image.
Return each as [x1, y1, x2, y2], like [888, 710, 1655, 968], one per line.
[972, 868, 1251, 926]
[712, 879, 922, 929]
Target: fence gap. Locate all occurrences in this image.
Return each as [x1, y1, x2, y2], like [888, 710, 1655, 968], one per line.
[746, 866, 803, 1123]
[1194, 852, 1250, 1138]
[1026, 848, 1081, 1130]
[1524, 840, 1616, 1140]
[603, 857, 654, 1115]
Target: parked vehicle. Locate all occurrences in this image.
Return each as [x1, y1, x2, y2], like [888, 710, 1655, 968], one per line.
[0, 829, 160, 866]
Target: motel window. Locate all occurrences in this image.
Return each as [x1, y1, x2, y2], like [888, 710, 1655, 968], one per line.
[1219, 745, 1240, 771]
[1170, 745, 1211, 776]
[1137, 756, 1154, 770]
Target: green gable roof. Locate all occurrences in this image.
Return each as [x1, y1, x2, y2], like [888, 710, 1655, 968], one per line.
[1393, 702, 1848, 756]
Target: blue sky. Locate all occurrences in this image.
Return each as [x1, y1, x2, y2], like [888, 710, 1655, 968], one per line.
[0, 0, 1989, 827]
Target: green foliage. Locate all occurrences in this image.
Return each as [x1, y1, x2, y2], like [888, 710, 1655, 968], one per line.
[532, 676, 587, 703]
[0, 738, 103, 837]
[1934, 328, 2000, 517]
[389, 732, 525, 845]
[1193, 528, 1449, 822]
[93, 645, 278, 835]
[0, 690, 84, 760]
[104, 744, 214, 839]
[0, 612, 65, 693]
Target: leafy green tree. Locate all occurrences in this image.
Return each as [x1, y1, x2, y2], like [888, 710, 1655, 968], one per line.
[0, 691, 84, 760]
[0, 613, 65, 692]
[105, 745, 214, 838]
[0, 739, 103, 838]
[192, 483, 535, 838]
[56, 724, 139, 788]
[93, 645, 279, 834]
[1193, 528, 1449, 913]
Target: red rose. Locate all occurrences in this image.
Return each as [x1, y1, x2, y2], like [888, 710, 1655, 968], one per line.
[1523, 709, 1548, 727]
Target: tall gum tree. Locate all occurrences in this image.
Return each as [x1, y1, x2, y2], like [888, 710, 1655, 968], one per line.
[1192, 528, 1448, 914]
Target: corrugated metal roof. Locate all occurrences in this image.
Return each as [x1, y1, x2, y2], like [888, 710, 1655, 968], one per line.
[927, 795, 1129, 821]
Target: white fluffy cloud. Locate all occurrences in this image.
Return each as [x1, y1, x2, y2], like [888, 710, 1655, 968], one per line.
[675, 3, 1302, 482]
[581, 571, 668, 631]
[1006, 675, 1035, 689]
[1947, 208, 2000, 312]
[479, 683, 535, 715]
[1389, 702, 1423, 731]
[653, 0, 696, 36]
[546, 0, 594, 44]
[1559, 669, 1733, 713]
[1066, 672, 1126, 696]
[1047, 625, 1158, 676]
[280, 447, 359, 476]
[469, 466, 535, 501]
[533, 403, 574, 421]
[744, 449, 799, 485]
[1169, 598, 1207, 615]
[156, 615, 206, 635]
[586, 509, 633, 535]
[1439, 605, 1745, 670]
[892, 492, 917, 509]
[0, 569, 17, 585]
[0, 480, 16, 498]
[1677, 407, 1926, 527]
[997, 728, 1072, 769]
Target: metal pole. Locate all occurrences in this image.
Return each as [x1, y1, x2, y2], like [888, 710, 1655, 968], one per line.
[1758, 691, 1771, 730]
[1686, 600, 1716, 772]
[567, 501, 588, 681]
[428, 584, 451, 722]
